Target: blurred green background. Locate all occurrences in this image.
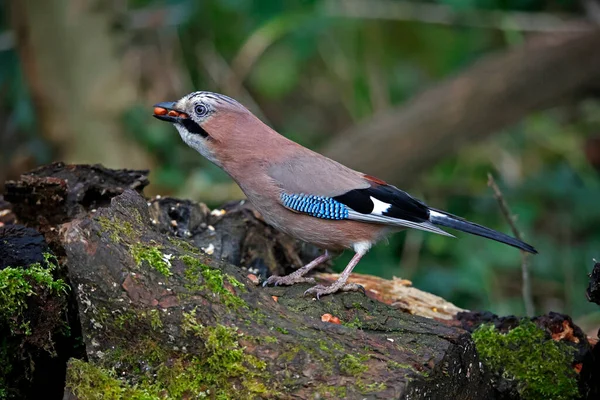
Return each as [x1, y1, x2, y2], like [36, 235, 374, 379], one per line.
[1, 0, 600, 334]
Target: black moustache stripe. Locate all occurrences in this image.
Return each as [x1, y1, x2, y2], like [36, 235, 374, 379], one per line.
[181, 119, 209, 138]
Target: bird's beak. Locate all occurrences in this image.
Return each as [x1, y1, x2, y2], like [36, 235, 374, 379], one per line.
[153, 101, 190, 122]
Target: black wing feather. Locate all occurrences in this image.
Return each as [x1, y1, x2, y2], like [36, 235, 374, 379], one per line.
[332, 190, 373, 214]
[333, 184, 429, 222]
[370, 185, 429, 222]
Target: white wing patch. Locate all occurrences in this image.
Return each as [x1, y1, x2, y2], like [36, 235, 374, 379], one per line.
[428, 210, 446, 219]
[370, 196, 391, 215]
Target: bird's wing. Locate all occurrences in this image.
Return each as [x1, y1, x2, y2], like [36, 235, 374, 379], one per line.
[336, 179, 454, 236]
[268, 155, 453, 236]
[268, 154, 371, 197]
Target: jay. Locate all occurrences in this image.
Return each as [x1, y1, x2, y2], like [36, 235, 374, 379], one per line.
[153, 91, 537, 298]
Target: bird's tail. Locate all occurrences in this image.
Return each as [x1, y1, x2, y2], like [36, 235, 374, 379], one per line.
[428, 209, 537, 254]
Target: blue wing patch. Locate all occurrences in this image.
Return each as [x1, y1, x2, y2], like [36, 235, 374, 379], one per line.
[281, 193, 349, 220]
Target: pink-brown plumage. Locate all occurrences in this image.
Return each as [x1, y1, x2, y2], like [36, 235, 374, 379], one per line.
[198, 105, 389, 250]
[153, 91, 537, 298]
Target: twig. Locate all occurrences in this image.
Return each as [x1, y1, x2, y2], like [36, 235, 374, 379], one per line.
[398, 230, 424, 280]
[487, 173, 534, 317]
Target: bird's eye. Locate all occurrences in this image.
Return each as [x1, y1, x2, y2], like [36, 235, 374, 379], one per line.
[194, 104, 209, 117]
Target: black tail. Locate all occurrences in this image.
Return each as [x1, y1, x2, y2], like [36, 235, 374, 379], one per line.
[429, 209, 537, 254]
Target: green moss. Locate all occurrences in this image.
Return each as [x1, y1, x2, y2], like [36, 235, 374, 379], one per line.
[131, 244, 172, 277]
[132, 209, 144, 226]
[278, 347, 300, 363]
[167, 236, 202, 255]
[202, 324, 267, 377]
[356, 380, 386, 394]
[182, 309, 267, 373]
[473, 321, 579, 400]
[260, 336, 278, 344]
[147, 309, 162, 331]
[104, 337, 166, 371]
[226, 275, 246, 290]
[0, 253, 68, 335]
[109, 309, 145, 332]
[317, 340, 329, 352]
[317, 351, 385, 395]
[249, 309, 267, 326]
[180, 255, 246, 309]
[316, 384, 347, 398]
[67, 314, 272, 399]
[159, 321, 269, 397]
[97, 307, 166, 337]
[274, 326, 288, 335]
[352, 301, 368, 311]
[66, 359, 160, 400]
[181, 308, 204, 336]
[339, 354, 369, 376]
[387, 360, 424, 375]
[342, 317, 363, 329]
[98, 217, 135, 243]
[111, 313, 129, 331]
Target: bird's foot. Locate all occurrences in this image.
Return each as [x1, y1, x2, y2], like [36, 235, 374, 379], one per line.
[303, 282, 365, 300]
[262, 274, 316, 287]
[262, 252, 330, 287]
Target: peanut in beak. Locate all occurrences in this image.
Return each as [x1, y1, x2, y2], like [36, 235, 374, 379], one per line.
[153, 107, 189, 119]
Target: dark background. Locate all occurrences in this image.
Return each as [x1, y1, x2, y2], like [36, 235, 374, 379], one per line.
[1, 0, 600, 335]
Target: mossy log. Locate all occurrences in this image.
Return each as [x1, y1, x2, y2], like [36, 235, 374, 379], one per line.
[59, 186, 488, 398]
[1, 163, 599, 399]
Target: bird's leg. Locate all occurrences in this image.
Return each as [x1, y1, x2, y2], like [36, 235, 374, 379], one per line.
[263, 251, 331, 287]
[304, 250, 365, 299]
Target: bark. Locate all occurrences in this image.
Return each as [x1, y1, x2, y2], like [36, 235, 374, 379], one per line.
[323, 28, 600, 186]
[587, 261, 600, 306]
[1, 163, 598, 399]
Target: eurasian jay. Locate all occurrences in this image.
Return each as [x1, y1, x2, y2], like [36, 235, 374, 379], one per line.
[153, 91, 537, 298]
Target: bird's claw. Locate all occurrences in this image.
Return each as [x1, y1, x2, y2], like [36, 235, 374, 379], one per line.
[349, 283, 366, 296]
[303, 285, 328, 300]
[262, 275, 315, 287]
[303, 282, 366, 300]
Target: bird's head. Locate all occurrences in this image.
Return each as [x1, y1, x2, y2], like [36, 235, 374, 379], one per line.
[153, 91, 250, 166]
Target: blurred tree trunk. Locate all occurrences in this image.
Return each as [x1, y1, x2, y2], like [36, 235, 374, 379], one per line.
[324, 28, 600, 186]
[10, 0, 152, 169]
